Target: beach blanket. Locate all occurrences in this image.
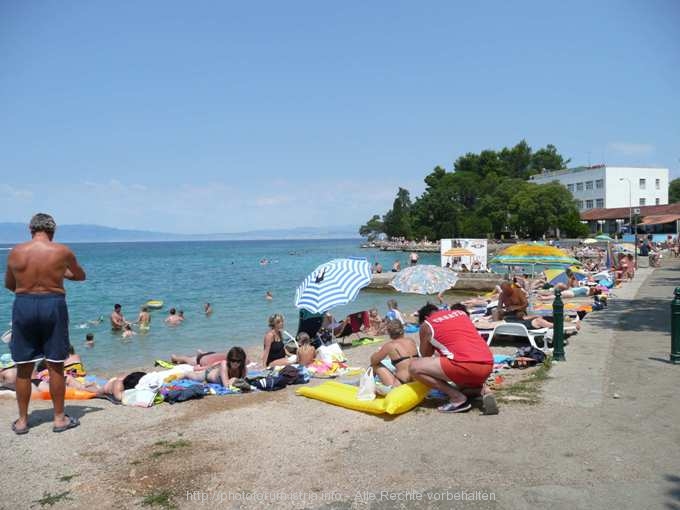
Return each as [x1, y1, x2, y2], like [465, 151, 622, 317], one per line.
[138, 364, 194, 391]
[530, 301, 593, 313]
[351, 337, 383, 347]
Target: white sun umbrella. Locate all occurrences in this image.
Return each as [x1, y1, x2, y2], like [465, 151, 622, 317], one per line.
[295, 257, 372, 314]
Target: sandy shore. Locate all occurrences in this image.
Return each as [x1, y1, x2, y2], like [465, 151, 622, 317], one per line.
[0, 335, 526, 509]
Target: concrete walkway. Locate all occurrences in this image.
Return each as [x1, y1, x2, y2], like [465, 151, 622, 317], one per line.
[493, 258, 680, 509]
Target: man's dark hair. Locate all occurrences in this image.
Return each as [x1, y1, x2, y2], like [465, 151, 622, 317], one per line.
[169, 308, 176, 315]
[417, 303, 439, 324]
[114, 304, 121, 310]
[450, 303, 469, 316]
[86, 333, 94, 341]
[29, 213, 56, 234]
[122, 372, 147, 390]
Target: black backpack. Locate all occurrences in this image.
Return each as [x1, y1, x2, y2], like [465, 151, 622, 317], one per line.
[516, 346, 546, 364]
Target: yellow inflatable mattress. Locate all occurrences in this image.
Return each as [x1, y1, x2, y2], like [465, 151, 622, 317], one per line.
[296, 380, 428, 415]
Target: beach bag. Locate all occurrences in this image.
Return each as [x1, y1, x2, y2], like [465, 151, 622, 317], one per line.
[278, 365, 301, 385]
[122, 388, 158, 407]
[515, 346, 546, 364]
[317, 343, 346, 364]
[357, 367, 376, 401]
[316, 328, 334, 346]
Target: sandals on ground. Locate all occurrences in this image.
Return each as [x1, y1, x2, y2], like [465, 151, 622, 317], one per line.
[437, 399, 472, 413]
[11, 419, 29, 435]
[53, 415, 80, 433]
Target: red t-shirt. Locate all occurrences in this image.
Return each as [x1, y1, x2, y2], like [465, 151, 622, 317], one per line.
[424, 309, 493, 364]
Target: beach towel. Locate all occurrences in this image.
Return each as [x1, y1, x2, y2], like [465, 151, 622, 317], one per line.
[351, 337, 383, 347]
[137, 365, 194, 391]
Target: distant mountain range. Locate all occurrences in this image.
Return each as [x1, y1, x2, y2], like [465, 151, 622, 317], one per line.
[0, 223, 361, 243]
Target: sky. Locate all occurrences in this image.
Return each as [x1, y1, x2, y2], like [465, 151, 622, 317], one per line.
[0, 1, 678, 234]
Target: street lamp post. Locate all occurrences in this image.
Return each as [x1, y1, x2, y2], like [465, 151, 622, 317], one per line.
[619, 177, 632, 236]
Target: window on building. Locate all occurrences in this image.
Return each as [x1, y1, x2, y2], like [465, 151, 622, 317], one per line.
[656, 179, 660, 190]
[596, 179, 604, 189]
[596, 198, 604, 208]
[585, 181, 593, 190]
[639, 178, 646, 190]
[656, 198, 660, 205]
[586, 200, 593, 209]
[567, 184, 574, 192]
[576, 182, 584, 191]
[639, 198, 646, 206]
[576, 200, 584, 209]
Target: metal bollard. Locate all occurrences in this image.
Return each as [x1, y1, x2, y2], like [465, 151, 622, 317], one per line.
[671, 287, 680, 364]
[552, 289, 565, 361]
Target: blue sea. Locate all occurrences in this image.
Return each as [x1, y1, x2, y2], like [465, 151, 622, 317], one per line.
[0, 240, 446, 374]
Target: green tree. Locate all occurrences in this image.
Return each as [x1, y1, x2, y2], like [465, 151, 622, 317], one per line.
[669, 178, 680, 203]
[508, 182, 586, 238]
[531, 144, 570, 173]
[358, 215, 384, 240]
[364, 141, 573, 240]
[499, 140, 533, 179]
[411, 182, 466, 239]
[383, 188, 413, 238]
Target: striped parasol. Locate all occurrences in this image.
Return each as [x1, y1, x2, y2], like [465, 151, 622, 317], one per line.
[295, 257, 372, 314]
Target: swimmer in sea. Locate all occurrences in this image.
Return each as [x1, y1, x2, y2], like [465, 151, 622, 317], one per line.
[88, 316, 104, 326]
[122, 323, 136, 339]
[135, 306, 151, 331]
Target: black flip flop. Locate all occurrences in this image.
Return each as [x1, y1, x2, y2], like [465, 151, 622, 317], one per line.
[11, 419, 29, 435]
[53, 415, 80, 433]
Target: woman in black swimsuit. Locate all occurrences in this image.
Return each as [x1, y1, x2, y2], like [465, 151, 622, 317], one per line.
[369, 319, 419, 387]
[262, 313, 290, 368]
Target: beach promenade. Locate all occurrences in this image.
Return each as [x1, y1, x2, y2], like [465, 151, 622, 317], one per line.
[0, 259, 679, 509]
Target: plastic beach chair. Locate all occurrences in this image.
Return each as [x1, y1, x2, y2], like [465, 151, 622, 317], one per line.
[486, 323, 549, 351]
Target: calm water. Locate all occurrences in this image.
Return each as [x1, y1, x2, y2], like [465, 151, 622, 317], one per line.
[0, 240, 447, 374]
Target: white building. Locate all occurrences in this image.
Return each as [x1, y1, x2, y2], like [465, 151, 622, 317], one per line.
[529, 165, 669, 211]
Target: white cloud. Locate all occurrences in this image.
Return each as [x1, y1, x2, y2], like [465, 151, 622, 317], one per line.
[607, 142, 655, 156]
[0, 184, 33, 200]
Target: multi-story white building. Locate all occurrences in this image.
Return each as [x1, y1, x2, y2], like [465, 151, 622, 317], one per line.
[529, 165, 669, 211]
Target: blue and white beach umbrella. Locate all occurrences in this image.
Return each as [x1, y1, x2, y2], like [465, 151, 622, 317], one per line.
[295, 257, 372, 314]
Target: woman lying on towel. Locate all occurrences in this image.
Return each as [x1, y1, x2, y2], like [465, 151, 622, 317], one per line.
[369, 319, 419, 387]
[537, 287, 602, 300]
[179, 347, 248, 387]
[170, 350, 227, 367]
[474, 313, 554, 331]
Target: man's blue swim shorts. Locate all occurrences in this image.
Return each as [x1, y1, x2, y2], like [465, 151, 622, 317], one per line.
[10, 293, 70, 364]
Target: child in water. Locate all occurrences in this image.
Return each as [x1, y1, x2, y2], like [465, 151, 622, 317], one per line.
[122, 323, 136, 339]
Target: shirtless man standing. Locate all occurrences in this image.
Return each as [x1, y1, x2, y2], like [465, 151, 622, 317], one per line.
[110, 304, 126, 331]
[4, 213, 86, 434]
